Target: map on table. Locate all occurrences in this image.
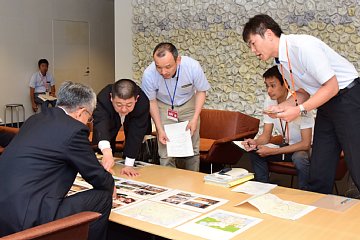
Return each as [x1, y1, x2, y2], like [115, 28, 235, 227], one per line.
[176, 209, 262, 240]
[115, 200, 201, 228]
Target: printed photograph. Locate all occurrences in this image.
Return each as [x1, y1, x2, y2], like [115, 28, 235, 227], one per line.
[184, 201, 210, 209]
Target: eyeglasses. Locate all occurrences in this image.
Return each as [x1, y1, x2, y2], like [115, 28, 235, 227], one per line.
[83, 109, 94, 123]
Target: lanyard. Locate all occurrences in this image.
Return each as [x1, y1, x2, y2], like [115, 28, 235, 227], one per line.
[39, 72, 47, 85]
[279, 119, 289, 144]
[279, 41, 298, 106]
[164, 65, 180, 110]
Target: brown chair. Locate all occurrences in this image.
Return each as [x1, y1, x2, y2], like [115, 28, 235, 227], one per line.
[267, 136, 348, 193]
[1, 211, 101, 240]
[199, 109, 260, 173]
[0, 126, 19, 155]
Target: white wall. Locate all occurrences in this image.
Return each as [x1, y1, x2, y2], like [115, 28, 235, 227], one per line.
[0, 0, 115, 122]
[114, 0, 133, 81]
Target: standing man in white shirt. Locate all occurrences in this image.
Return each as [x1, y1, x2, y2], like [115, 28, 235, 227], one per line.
[29, 59, 56, 112]
[141, 42, 211, 171]
[242, 14, 360, 194]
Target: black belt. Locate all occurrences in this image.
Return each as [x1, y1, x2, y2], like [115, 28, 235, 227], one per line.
[338, 77, 360, 96]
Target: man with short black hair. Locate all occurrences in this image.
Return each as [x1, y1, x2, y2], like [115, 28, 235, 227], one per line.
[0, 82, 114, 240]
[243, 14, 360, 194]
[243, 66, 313, 189]
[93, 79, 150, 177]
[141, 42, 210, 172]
[29, 59, 56, 112]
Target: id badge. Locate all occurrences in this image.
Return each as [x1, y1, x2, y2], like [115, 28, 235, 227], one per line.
[167, 109, 178, 122]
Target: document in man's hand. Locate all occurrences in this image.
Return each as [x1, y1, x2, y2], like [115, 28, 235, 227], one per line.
[164, 121, 194, 157]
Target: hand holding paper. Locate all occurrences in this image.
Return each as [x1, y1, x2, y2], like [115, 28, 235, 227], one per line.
[164, 121, 194, 157]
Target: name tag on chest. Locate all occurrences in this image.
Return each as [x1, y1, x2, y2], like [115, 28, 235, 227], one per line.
[167, 109, 178, 122]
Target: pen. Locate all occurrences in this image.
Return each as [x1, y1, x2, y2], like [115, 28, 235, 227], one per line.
[340, 198, 351, 204]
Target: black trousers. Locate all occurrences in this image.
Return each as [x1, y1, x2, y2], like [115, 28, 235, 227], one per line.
[56, 189, 112, 240]
[309, 80, 360, 194]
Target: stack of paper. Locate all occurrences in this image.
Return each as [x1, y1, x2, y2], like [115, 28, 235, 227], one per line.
[204, 168, 254, 187]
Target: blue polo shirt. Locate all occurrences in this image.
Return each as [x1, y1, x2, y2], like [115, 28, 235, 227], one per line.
[141, 56, 210, 106]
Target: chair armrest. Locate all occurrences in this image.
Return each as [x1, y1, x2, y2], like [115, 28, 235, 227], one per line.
[2, 212, 101, 240]
[0, 126, 19, 135]
[212, 130, 258, 144]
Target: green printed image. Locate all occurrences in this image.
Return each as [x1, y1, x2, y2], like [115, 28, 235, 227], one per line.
[196, 217, 240, 233]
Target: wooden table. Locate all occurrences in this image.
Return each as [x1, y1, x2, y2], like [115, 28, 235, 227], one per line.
[109, 165, 360, 240]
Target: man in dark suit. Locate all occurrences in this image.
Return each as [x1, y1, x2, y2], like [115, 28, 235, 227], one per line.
[0, 82, 114, 240]
[93, 79, 150, 177]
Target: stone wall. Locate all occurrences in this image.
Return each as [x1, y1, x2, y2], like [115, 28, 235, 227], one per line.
[132, 0, 360, 122]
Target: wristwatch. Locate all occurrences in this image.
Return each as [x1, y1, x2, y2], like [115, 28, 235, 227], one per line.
[299, 104, 307, 116]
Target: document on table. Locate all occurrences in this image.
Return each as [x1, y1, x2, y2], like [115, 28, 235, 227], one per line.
[164, 121, 194, 157]
[235, 193, 316, 220]
[176, 209, 262, 240]
[311, 194, 359, 212]
[231, 181, 277, 195]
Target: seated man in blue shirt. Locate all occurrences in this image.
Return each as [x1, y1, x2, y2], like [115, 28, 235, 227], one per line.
[29, 59, 56, 112]
[242, 66, 314, 189]
[141, 42, 211, 171]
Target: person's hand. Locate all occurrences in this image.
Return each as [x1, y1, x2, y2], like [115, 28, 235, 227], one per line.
[276, 105, 300, 122]
[256, 145, 276, 157]
[242, 139, 257, 151]
[157, 129, 169, 145]
[186, 118, 198, 136]
[32, 103, 38, 112]
[121, 166, 139, 177]
[101, 153, 115, 174]
[263, 105, 284, 119]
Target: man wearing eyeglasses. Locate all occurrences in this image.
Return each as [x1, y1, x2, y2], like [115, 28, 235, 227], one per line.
[243, 14, 360, 194]
[0, 82, 114, 240]
[93, 79, 150, 177]
[141, 42, 210, 172]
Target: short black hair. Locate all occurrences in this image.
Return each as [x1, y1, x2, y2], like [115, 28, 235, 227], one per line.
[38, 59, 49, 67]
[152, 42, 178, 60]
[112, 79, 139, 99]
[263, 66, 284, 85]
[242, 14, 283, 43]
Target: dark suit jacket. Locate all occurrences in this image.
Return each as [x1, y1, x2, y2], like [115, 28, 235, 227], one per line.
[93, 84, 150, 159]
[0, 107, 114, 236]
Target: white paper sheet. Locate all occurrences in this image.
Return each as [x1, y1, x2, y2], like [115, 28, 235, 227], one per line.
[231, 181, 277, 195]
[113, 177, 171, 199]
[116, 200, 200, 228]
[164, 121, 194, 157]
[111, 193, 144, 211]
[150, 189, 228, 213]
[233, 141, 280, 151]
[236, 193, 316, 220]
[176, 209, 262, 240]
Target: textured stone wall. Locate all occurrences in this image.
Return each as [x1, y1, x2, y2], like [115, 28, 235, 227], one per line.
[131, 0, 360, 122]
